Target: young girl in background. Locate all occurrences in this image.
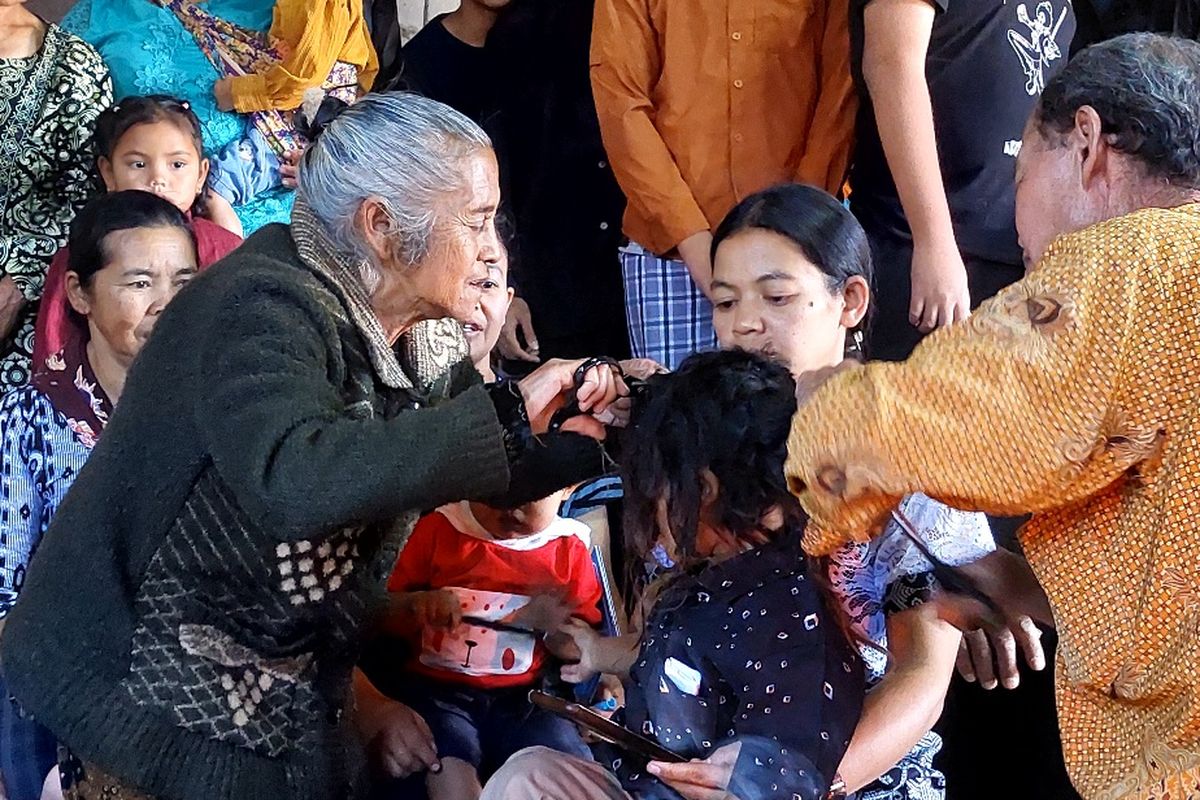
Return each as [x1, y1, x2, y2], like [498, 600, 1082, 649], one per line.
[34, 96, 243, 369]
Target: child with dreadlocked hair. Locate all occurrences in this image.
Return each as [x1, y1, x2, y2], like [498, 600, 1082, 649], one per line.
[482, 349, 867, 800]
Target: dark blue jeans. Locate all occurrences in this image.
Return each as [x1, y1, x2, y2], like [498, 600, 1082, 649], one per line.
[0, 672, 57, 800]
[373, 680, 592, 800]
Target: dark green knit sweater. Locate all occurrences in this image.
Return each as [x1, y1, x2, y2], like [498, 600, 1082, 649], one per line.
[0, 221, 512, 800]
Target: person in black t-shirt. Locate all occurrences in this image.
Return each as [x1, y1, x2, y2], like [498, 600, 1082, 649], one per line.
[378, 1, 511, 123]
[485, 0, 630, 364]
[849, 0, 1075, 363]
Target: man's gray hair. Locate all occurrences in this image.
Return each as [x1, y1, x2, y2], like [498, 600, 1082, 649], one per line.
[297, 92, 492, 268]
[1035, 33, 1200, 188]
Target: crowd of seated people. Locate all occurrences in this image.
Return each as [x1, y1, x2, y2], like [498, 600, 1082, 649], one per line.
[1, 1, 1199, 799]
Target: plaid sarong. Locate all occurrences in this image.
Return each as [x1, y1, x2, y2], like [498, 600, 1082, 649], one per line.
[620, 242, 717, 371]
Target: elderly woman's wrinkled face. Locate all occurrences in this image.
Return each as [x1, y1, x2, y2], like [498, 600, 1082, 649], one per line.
[66, 226, 198, 367]
[416, 149, 503, 322]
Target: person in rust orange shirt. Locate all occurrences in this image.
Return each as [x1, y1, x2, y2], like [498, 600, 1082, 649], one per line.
[590, 0, 855, 371]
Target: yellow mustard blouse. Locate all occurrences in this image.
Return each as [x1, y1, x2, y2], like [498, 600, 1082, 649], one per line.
[229, 0, 378, 114]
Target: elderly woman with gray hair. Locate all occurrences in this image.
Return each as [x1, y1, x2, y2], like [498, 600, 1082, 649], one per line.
[0, 93, 625, 800]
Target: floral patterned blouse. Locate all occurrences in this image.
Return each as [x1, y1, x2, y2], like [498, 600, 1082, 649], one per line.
[827, 494, 993, 800]
[0, 23, 111, 390]
[0, 386, 96, 617]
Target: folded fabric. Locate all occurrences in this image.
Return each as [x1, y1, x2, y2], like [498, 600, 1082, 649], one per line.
[209, 125, 281, 206]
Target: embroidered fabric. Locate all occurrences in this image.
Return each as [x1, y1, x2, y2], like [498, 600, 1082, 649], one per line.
[827, 494, 993, 800]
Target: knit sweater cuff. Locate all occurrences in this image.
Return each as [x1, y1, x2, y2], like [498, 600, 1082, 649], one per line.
[426, 384, 512, 503]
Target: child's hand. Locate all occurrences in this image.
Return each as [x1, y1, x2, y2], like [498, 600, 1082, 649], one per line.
[404, 590, 462, 630]
[213, 77, 235, 112]
[557, 618, 602, 684]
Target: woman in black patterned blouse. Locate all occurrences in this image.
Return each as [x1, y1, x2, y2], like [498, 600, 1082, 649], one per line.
[0, 0, 112, 390]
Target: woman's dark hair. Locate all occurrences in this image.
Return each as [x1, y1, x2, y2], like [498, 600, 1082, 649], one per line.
[67, 191, 193, 288]
[95, 95, 210, 215]
[711, 184, 874, 348]
[622, 349, 801, 568]
[1036, 33, 1200, 189]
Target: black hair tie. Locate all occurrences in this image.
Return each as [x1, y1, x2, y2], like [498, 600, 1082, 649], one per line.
[548, 356, 624, 432]
[294, 92, 350, 144]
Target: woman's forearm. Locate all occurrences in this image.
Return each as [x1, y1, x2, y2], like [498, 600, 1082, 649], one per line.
[838, 603, 960, 792]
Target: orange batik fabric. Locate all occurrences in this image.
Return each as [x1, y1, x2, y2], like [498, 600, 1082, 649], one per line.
[785, 204, 1200, 800]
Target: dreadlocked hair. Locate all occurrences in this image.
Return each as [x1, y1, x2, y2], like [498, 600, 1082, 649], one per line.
[620, 349, 884, 659]
[622, 349, 802, 571]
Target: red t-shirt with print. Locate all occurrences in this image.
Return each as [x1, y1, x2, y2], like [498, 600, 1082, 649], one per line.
[388, 504, 602, 690]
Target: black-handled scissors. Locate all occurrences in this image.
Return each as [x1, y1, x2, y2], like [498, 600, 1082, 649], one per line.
[548, 356, 625, 433]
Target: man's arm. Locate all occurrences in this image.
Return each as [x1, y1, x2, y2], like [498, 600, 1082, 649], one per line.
[862, 0, 970, 332]
[590, 0, 712, 291]
[787, 227, 1157, 554]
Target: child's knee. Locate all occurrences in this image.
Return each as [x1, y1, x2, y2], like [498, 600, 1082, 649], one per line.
[426, 756, 482, 800]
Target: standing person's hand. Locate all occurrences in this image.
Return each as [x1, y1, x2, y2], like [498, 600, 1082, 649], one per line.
[648, 742, 742, 800]
[676, 230, 715, 299]
[909, 238, 970, 333]
[0, 275, 26, 343]
[498, 297, 540, 363]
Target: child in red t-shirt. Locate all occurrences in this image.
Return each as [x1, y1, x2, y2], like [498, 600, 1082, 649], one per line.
[384, 491, 602, 800]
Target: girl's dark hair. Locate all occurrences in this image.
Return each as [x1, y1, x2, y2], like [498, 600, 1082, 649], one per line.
[67, 191, 194, 288]
[95, 95, 209, 215]
[712, 183, 875, 346]
[622, 349, 802, 567]
[622, 349, 888, 658]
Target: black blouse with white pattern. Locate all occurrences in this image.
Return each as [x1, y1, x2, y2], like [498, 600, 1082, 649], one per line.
[598, 527, 865, 800]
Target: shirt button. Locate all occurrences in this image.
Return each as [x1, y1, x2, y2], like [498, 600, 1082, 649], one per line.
[734, 133, 744, 143]
[733, 79, 744, 89]
[731, 31, 742, 41]
[599, 221, 610, 230]
[598, 160, 608, 169]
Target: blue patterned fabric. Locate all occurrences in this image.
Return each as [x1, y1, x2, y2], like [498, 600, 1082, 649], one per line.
[0, 387, 93, 799]
[0, 386, 92, 618]
[621, 243, 717, 371]
[61, 0, 294, 233]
